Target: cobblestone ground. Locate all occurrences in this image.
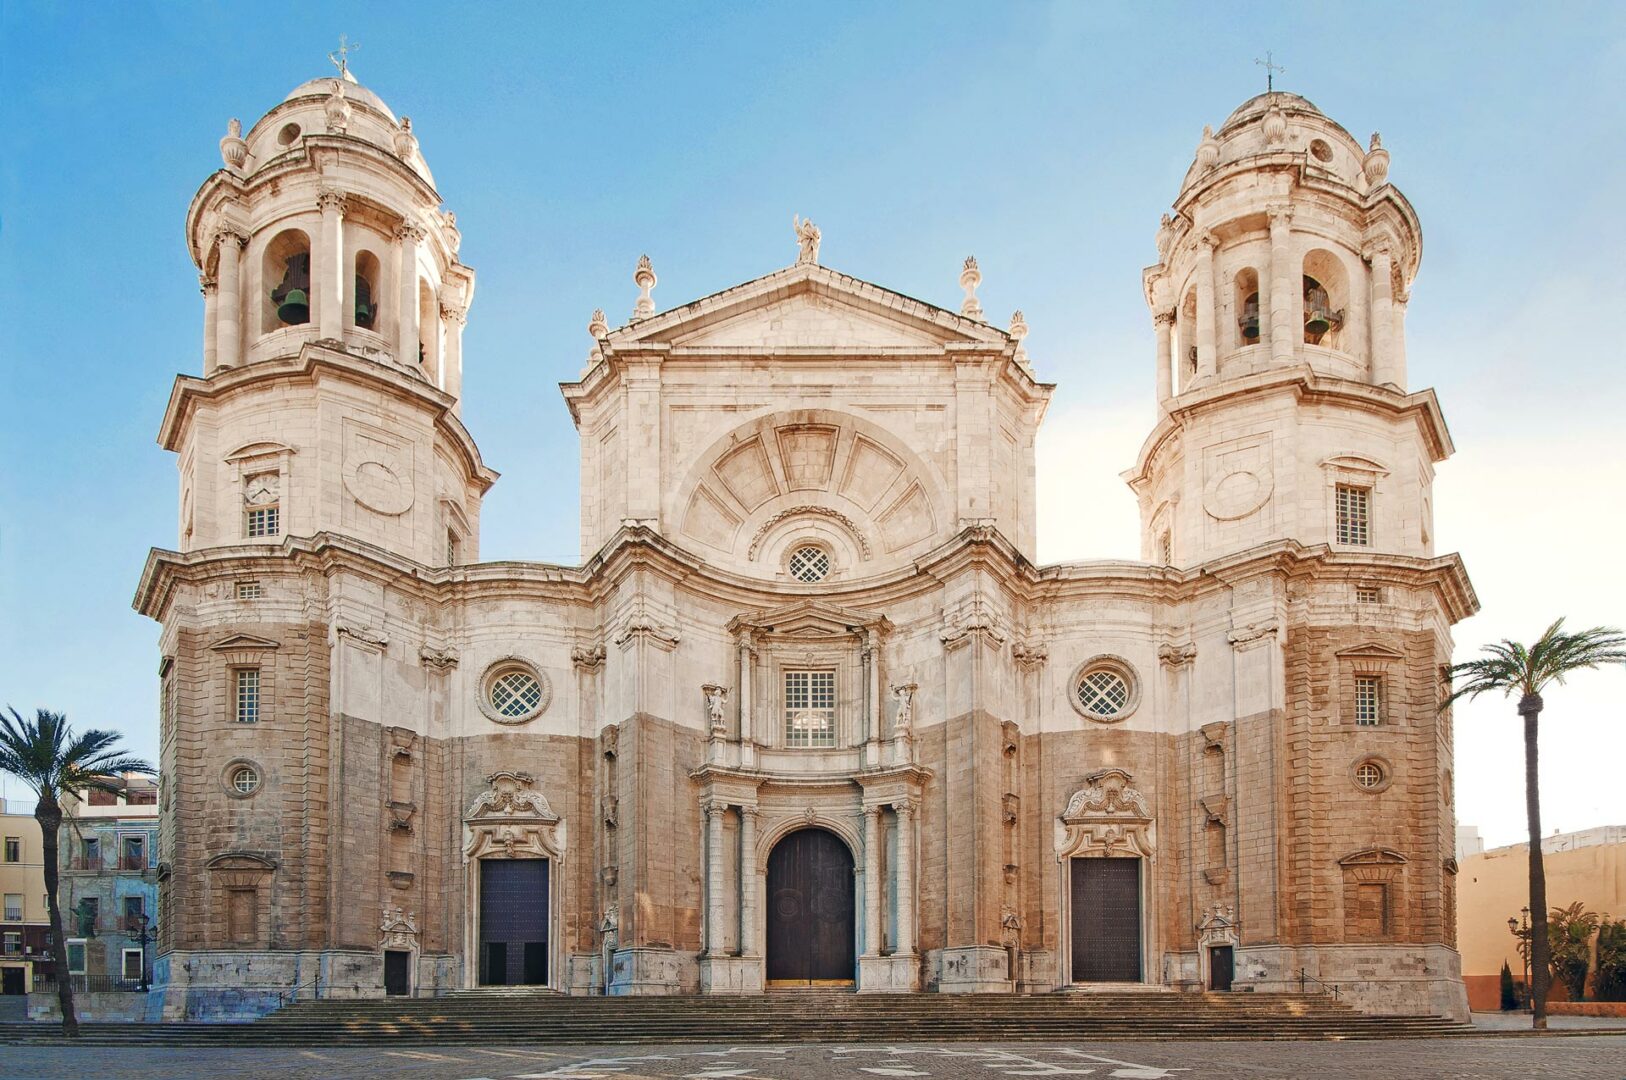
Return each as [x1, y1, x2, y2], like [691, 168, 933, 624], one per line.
[4, 1037, 1624, 1080]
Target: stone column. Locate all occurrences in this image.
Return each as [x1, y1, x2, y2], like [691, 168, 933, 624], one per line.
[704, 799, 727, 955]
[396, 223, 425, 367]
[440, 301, 466, 404]
[214, 229, 245, 369]
[862, 806, 882, 956]
[738, 806, 758, 955]
[317, 189, 346, 340]
[1194, 233, 1218, 379]
[1267, 204, 1296, 365]
[200, 274, 218, 374]
[895, 800, 916, 954]
[1153, 311, 1175, 414]
[1368, 244, 1397, 388]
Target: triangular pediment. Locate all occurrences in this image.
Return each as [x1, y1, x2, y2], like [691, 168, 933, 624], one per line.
[1334, 641, 1406, 660]
[728, 598, 892, 638]
[209, 633, 281, 652]
[606, 263, 1009, 353]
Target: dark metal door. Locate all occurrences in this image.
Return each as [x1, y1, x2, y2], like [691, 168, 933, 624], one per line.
[1209, 945, 1233, 991]
[1070, 857, 1142, 982]
[766, 828, 855, 985]
[1, 967, 23, 995]
[479, 859, 549, 986]
[384, 949, 410, 996]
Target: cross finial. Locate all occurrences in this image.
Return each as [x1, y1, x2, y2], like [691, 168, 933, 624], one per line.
[329, 34, 359, 79]
[1255, 51, 1284, 93]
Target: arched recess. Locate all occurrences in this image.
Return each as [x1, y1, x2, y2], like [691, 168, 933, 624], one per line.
[353, 249, 383, 331]
[462, 771, 568, 989]
[418, 278, 440, 382]
[671, 409, 949, 576]
[1302, 248, 1351, 349]
[261, 229, 311, 333]
[1233, 267, 1261, 348]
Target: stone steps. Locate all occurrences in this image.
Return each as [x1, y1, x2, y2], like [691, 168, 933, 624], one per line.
[0, 991, 1476, 1045]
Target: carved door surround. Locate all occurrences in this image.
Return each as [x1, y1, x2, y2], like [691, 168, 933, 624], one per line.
[1054, 768, 1157, 986]
[461, 771, 568, 989]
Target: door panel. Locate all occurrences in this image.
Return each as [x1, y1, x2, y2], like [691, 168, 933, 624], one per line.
[1070, 857, 1142, 982]
[384, 949, 410, 996]
[479, 859, 549, 986]
[1209, 945, 1233, 991]
[766, 828, 855, 985]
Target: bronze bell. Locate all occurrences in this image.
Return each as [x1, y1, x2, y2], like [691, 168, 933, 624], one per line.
[1304, 284, 1333, 338]
[1240, 294, 1260, 341]
[271, 253, 311, 326]
[355, 274, 375, 329]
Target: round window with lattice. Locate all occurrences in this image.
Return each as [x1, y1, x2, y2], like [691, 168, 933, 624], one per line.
[1353, 758, 1390, 792]
[221, 758, 264, 799]
[231, 766, 260, 794]
[787, 544, 831, 583]
[477, 658, 552, 724]
[1069, 656, 1141, 723]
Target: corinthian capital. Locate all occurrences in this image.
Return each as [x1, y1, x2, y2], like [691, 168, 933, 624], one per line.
[317, 188, 348, 214]
[395, 222, 428, 244]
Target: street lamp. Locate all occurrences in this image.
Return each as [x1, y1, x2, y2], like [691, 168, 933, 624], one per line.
[133, 913, 154, 993]
[1507, 907, 1531, 1011]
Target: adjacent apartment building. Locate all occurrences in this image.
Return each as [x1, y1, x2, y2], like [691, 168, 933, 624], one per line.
[1, 799, 50, 996]
[58, 775, 160, 989]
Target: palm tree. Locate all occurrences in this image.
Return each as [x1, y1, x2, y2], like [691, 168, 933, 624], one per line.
[1446, 620, 1626, 1028]
[0, 708, 152, 1038]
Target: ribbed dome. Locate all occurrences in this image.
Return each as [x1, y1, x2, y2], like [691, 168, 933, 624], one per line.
[1222, 91, 1323, 130]
[283, 72, 395, 120]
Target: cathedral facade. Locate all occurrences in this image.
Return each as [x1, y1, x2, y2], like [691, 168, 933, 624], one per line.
[135, 69, 1476, 1020]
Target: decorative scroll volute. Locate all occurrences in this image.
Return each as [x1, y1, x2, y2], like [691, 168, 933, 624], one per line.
[463, 771, 566, 861]
[1054, 767, 1155, 859]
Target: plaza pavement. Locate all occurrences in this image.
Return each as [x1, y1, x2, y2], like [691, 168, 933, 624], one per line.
[3, 1036, 1625, 1080]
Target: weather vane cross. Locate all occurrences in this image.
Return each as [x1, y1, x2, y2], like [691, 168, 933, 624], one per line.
[1255, 51, 1284, 93]
[329, 34, 359, 79]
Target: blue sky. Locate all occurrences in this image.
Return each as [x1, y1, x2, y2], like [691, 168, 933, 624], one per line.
[1, 2, 1622, 846]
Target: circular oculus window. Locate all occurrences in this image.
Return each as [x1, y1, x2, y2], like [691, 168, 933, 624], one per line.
[477, 659, 552, 724]
[788, 544, 831, 583]
[1309, 138, 1334, 162]
[1351, 756, 1393, 793]
[277, 122, 302, 146]
[1069, 656, 1141, 723]
[221, 758, 265, 799]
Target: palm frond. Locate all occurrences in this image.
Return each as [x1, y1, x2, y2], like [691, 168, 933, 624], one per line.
[1444, 620, 1626, 710]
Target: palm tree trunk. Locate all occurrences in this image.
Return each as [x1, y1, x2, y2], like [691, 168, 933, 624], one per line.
[1521, 694, 1551, 1030]
[35, 797, 79, 1038]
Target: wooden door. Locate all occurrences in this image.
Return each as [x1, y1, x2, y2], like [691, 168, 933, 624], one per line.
[479, 859, 549, 986]
[1208, 944, 1233, 991]
[1070, 857, 1142, 982]
[766, 828, 855, 985]
[384, 949, 410, 996]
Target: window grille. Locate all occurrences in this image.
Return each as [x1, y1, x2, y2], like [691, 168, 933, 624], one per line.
[1077, 668, 1131, 718]
[123, 948, 144, 981]
[3, 894, 21, 922]
[3, 837, 18, 863]
[1356, 586, 1380, 604]
[1159, 532, 1172, 565]
[1354, 677, 1382, 726]
[2, 932, 18, 954]
[245, 505, 279, 538]
[784, 670, 836, 747]
[788, 545, 831, 583]
[236, 580, 262, 600]
[235, 668, 261, 724]
[1336, 485, 1370, 546]
[231, 766, 260, 794]
[447, 531, 460, 567]
[1355, 761, 1385, 789]
[489, 670, 544, 718]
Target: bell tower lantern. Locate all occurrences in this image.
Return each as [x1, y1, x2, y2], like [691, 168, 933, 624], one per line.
[164, 54, 495, 566]
[1128, 92, 1451, 569]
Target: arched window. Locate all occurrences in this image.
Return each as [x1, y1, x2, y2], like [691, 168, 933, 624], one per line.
[262, 229, 312, 333]
[1302, 249, 1349, 348]
[354, 250, 382, 331]
[418, 278, 439, 380]
[1178, 288, 1198, 387]
[1234, 268, 1260, 346]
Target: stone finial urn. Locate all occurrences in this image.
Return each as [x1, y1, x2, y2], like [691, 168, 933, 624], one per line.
[959, 256, 984, 321]
[1154, 213, 1174, 261]
[1262, 104, 1287, 146]
[1363, 133, 1390, 186]
[395, 117, 420, 162]
[1196, 125, 1221, 171]
[633, 255, 657, 320]
[219, 118, 248, 170]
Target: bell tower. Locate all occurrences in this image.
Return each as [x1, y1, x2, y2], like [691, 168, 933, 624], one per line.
[1128, 91, 1451, 569]
[170, 58, 494, 566]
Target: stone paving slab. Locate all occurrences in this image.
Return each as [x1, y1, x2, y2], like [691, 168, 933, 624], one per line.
[4, 1037, 1625, 1080]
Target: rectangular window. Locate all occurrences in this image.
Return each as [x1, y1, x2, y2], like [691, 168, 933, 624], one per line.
[235, 580, 262, 599]
[123, 895, 145, 928]
[234, 668, 261, 724]
[3, 894, 21, 922]
[122, 836, 145, 870]
[783, 670, 837, 748]
[75, 897, 98, 937]
[3, 933, 19, 955]
[1356, 586, 1381, 604]
[66, 939, 86, 975]
[1336, 485, 1370, 546]
[3, 836, 18, 863]
[80, 837, 100, 868]
[447, 530, 460, 566]
[122, 948, 144, 982]
[245, 505, 279, 538]
[1354, 676, 1382, 726]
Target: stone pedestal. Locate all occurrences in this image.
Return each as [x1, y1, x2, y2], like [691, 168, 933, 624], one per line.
[858, 953, 919, 992]
[699, 955, 763, 994]
[607, 946, 693, 995]
[938, 945, 1014, 993]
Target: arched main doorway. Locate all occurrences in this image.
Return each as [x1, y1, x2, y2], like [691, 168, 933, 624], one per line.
[766, 828, 855, 987]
